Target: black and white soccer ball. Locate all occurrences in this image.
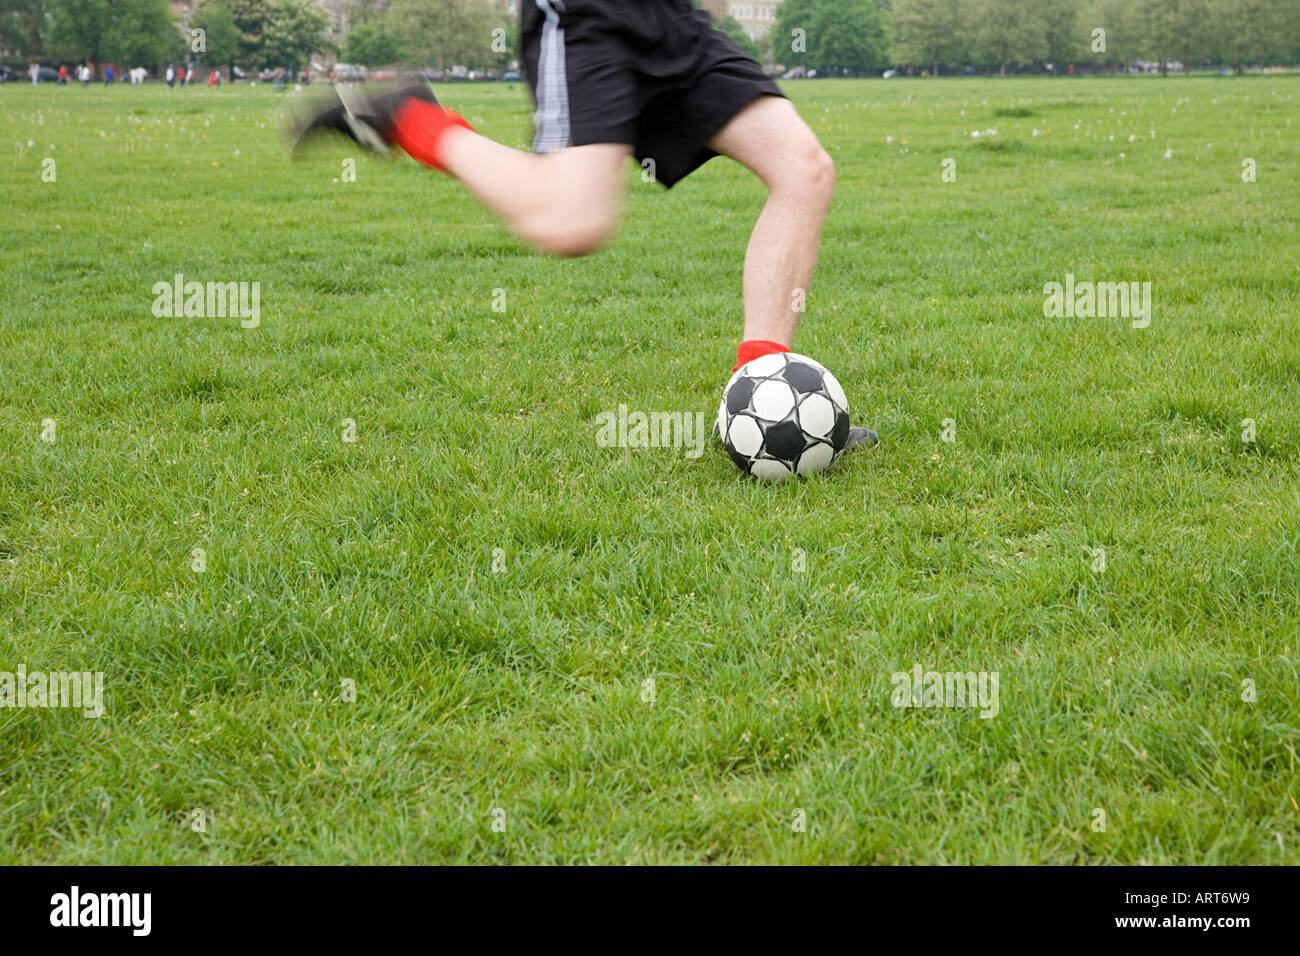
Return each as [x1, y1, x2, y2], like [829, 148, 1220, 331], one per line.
[717, 352, 850, 481]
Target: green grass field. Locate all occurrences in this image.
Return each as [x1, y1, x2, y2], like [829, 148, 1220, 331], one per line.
[2, 75, 1297, 864]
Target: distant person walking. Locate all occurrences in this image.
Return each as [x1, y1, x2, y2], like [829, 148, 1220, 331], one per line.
[166, 65, 175, 88]
[78, 64, 91, 87]
[185, 66, 194, 86]
[58, 65, 67, 86]
[29, 62, 39, 87]
[105, 65, 114, 86]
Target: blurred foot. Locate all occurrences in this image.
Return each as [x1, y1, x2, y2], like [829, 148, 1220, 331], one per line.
[843, 426, 879, 451]
[284, 80, 439, 156]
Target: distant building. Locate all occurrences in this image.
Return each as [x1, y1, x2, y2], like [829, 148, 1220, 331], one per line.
[317, 0, 350, 48]
[699, 0, 728, 19]
[315, 1, 387, 64]
[168, 0, 192, 32]
[701, 2, 778, 40]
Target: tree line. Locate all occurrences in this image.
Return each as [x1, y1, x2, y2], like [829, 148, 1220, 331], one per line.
[4, 0, 1297, 74]
[774, 0, 1300, 75]
[1, 0, 520, 72]
[1, 0, 329, 72]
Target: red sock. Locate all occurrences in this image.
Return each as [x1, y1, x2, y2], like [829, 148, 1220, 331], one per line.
[733, 339, 790, 372]
[388, 98, 475, 173]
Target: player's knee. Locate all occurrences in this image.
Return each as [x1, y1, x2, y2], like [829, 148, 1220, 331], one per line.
[771, 136, 834, 204]
[804, 142, 835, 202]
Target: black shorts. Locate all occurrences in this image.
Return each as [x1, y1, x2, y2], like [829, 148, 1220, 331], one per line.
[521, 0, 784, 187]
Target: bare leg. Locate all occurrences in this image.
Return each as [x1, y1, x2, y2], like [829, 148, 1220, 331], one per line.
[436, 129, 632, 258]
[706, 96, 835, 347]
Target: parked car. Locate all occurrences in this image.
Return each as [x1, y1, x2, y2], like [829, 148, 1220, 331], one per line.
[503, 69, 523, 82]
[330, 63, 367, 83]
[0, 66, 21, 83]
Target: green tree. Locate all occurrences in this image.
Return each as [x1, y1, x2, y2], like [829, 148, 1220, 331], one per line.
[717, 15, 759, 63]
[1077, 0, 1143, 71]
[260, 0, 327, 71]
[190, 2, 241, 71]
[341, 16, 403, 65]
[1210, 0, 1294, 67]
[51, 0, 174, 68]
[219, 0, 275, 67]
[889, 0, 965, 74]
[1039, 0, 1083, 68]
[1, 0, 53, 59]
[50, 0, 111, 63]
[1135, 0, 1212, 74]
[390, 0, 495, 70]
[112, 0, 172, 65]
[755, 28, 773, 68]
[968, 0, 1047, 75]
[484, 6, 519, 71]
[811, 0, 888, 74]
[774, 0, 818, 69]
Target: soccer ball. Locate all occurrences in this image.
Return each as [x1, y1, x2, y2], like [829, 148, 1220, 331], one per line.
[717, 352, 850, 480]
